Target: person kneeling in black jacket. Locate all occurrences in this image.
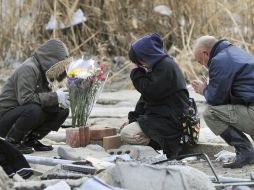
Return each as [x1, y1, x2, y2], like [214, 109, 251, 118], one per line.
[121, 33, 190, 159]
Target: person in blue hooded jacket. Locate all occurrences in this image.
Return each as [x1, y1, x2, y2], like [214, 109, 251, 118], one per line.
[192, 35, 254, 168]
[120, 33, 190, 159]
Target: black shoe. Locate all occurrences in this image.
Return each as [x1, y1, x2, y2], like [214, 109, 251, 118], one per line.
[24, 138, 53, 151]
[163, 144, 183, 160]
[148, 139, 161, 150]
[220, 127, 254, 169]
[223, 149, 254, 168]
[6, 140, 34, 154]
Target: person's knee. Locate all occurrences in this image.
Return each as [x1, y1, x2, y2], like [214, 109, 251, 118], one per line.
[203, 105, 225, 135]
[120, 124, 150, 145]
[59, 108, 69, 119]
[120, 126, 132, 142]
[203, 105, 216, 122]
[44, 108, 69, 132]
[23, 104, 45, 121]
[54, 108, 69, 124]
[120, 125, 139, 144]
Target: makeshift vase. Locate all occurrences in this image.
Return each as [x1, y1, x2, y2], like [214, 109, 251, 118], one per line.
[66, 127, 90, 147]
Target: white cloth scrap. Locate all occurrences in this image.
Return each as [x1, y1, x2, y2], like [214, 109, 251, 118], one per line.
[214, 150, 236, 162]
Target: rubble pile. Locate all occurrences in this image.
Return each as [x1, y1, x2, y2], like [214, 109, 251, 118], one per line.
[13, 144, 216, 190]
[2, 90, 254, 189]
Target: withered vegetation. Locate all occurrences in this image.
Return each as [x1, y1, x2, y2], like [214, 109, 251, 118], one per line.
[1, 0, 254, 81]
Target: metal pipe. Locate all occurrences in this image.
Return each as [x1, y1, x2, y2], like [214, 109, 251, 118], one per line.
[209, 176, 249, 183]
[152, 153, 220, 183]
[213, 181, 254, 187]
[24, 155, 73, 166]
[178, 153, 220, 183]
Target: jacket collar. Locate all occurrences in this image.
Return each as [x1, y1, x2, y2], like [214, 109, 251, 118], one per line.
[208, 39, 232, 67]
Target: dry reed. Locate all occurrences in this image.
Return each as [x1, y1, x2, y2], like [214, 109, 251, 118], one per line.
[1, 0, 254, 81]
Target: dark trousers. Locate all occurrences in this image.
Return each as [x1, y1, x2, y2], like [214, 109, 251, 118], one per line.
[0, 104, 69, 140]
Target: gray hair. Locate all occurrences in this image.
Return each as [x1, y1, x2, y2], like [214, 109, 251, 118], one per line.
[194, 36, 218, 53]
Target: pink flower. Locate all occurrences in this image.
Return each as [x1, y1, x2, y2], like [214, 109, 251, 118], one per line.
[99, 71, 104, 77]
[98, 71, 106, 80]
[100, 63, 106, 69]
[100, 75, 106, 80]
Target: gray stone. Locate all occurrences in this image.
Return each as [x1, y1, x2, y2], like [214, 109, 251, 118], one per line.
[99, 162, 215, 190]
[46, 129, 66, 143]
[0, 166, 13, 190]
[98, 90, 140, 104]
[13, 177, 87, 190]
[86, 144, 106, 152]
[41, 165, 86, 180]
[57, 145, 110, 161]
[90, 107, 131, 118]
[96, 99, 121, 105]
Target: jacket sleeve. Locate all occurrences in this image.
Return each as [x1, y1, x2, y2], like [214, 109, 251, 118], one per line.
[128, 96, 145, 123]
[204, 59, 234, 105]
[13, 65, 58, 107]
[130, 61, 185, 101]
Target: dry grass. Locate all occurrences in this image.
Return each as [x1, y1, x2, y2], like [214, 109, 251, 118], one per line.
[1, 0, 254, 80]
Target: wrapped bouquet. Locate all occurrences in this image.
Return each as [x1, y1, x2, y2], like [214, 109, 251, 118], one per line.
[66, 58, 108, 128]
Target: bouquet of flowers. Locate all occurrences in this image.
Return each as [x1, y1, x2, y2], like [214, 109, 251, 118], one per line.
[66, 58, 108, 128]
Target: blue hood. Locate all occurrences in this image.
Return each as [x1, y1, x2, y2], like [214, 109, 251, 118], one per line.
[131, 33, 168, 66]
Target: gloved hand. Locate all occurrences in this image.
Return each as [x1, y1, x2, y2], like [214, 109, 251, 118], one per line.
[56, 88, 70, 109]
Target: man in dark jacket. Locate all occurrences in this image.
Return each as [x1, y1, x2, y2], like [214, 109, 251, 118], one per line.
[0, 39, 71, 154]
[121, 33, 190, 159]
[192, 35, 254, 168]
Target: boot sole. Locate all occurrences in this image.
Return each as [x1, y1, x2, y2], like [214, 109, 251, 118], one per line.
[34, 147, 53, 151]
[21, 149, 34, 154]
[223, 158, 254, 169]
[248, 160, 254, 165]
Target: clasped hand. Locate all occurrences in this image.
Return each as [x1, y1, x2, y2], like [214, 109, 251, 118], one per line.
[56, 88, 70, 109]
[191, 76, 208, 95]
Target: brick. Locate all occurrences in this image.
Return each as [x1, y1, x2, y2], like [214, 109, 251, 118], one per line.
[90, 127, 116, 140]
[103, 135, 123, 150]
[66, 127, 90, 148]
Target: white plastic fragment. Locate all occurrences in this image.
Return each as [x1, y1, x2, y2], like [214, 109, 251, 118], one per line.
[44, 181, 71, 190]
[71, 8, 87, 26]
[46, 8, 87, 30]
[214, 150, 236, 162]
[153, 5, 172, 17]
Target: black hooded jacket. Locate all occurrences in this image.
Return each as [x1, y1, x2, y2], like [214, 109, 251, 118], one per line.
[129, 33, 189, 149]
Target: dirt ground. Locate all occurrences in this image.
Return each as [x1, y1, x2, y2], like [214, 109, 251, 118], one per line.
[1, 66, 254, 186]
[187, 160, 254, 180]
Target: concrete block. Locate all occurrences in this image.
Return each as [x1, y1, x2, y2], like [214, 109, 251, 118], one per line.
[107, 145, 158, 160]
[103, 135, 123, 150]
[90, 127, 116, 140]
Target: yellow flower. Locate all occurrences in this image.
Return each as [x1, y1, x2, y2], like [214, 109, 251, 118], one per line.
[67, 68, 87, 77]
